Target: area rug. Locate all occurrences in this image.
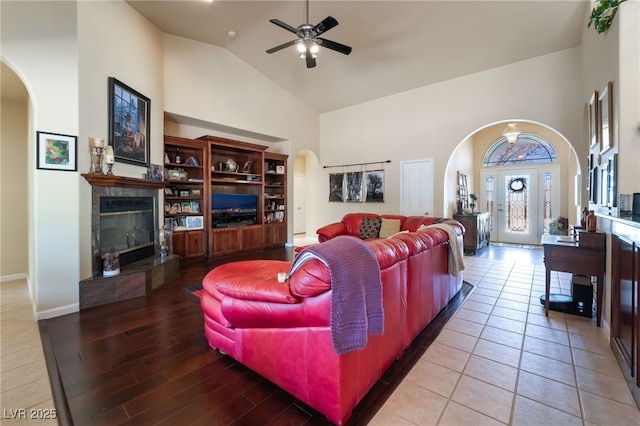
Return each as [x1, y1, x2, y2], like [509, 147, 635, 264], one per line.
[184, 284, 204, 299]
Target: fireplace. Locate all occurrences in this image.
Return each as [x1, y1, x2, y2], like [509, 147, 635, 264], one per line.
[99, 196, 156, 268]
[88, 179, 162, 277]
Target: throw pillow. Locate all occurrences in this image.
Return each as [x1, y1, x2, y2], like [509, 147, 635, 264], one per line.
[359, 217, 382, 239]
[379, 218, 402, 238]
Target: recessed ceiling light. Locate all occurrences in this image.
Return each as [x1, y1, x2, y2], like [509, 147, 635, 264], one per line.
[227, 30, 237, 38]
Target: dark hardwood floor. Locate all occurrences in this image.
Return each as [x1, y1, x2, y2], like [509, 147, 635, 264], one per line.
[39, 247, 473, 425]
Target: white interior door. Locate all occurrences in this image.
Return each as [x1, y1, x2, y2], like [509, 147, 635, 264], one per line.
[293, 174, 306, 234]
[400, 159, 433, 216]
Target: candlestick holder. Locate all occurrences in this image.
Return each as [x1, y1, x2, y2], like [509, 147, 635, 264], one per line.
[106, 162, 114, 175]
[94, 146, 104, 174]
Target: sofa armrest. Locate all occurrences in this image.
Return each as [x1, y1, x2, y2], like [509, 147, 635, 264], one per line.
[316, 222, 347, 242]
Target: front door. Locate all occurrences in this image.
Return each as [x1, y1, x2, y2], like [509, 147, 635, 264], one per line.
[481, 165, 562, 245]
[481, 168, 540, 245]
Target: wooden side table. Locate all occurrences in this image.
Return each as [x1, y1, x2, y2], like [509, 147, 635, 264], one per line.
[541, 232, 606, 326]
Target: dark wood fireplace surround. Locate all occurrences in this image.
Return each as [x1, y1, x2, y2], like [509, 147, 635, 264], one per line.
[80, 174, 179, 309]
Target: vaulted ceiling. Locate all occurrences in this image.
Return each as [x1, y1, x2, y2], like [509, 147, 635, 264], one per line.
[127, 0, 588, 113]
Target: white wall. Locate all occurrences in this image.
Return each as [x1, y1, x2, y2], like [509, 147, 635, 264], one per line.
[2, 0, 79, 318]
[317, 48, 583, 231]
[0, 98, 29, 279]
[579, 1, 639, 336]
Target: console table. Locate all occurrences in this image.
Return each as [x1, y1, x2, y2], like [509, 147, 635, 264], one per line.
[453, 212, 490, 255]
[541, 232, 605, 326]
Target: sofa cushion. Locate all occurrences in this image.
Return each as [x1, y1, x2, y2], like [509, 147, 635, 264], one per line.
[379, 218, 402, 238]
[359, 217, 382, 239]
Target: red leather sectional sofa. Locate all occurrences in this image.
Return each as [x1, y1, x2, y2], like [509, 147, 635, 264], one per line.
[200, 214, 465, 424]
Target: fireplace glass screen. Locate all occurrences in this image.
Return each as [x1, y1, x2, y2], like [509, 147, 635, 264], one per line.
[100, 196, 155, 267]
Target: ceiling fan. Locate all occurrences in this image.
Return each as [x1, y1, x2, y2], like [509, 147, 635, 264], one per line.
[266, 0, 352, 69]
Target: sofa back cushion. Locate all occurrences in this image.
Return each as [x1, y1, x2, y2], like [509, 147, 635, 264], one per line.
[402, 216, 440, 232]
[342, 213, 380, 236]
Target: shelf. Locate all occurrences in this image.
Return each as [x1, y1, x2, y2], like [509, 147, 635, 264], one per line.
[165, 162, 201, 169]
[166, 179, 203, 184]
[211, 178, 262, 185]
[82, 173, 166, 189]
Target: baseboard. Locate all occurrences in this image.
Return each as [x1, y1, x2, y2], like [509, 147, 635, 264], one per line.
[35, 303, 79, 320]
[0, 273, 28, 283]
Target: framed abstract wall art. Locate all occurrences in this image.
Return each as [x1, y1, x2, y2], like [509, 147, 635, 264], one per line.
[36, 131, 77, 171]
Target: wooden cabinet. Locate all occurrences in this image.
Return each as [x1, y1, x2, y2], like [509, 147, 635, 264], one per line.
[164, 136, 207, 258]
[454, 212, 490, 255]
[264, 152, 287, 247]
[611, 232, 640, 395]
[209, 228, 242, 256]
[172, 230, 205, 258]
[164, 135, 289, 257]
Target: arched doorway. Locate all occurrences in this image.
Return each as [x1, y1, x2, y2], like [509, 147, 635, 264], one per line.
[0, 61, 30, 280]
[446, 121, 581, 247]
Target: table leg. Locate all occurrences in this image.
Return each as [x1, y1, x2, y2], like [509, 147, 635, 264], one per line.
[545, 267, 551, 317]
[596, 273, 603, 327]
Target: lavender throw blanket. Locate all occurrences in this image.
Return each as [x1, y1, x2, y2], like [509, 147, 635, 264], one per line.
[288, 236, 384, 354]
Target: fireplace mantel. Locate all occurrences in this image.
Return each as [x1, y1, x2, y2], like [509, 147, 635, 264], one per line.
[82, 173, 166, 189]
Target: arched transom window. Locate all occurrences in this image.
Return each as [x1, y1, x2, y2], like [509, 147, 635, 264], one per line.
[482, 133, 558, 167]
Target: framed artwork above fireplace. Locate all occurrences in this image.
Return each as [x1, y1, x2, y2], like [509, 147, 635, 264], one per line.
[108, 77, 151, 167]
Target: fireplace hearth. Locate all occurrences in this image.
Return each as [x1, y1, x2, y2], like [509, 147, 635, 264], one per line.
[81, 174, 178, 310]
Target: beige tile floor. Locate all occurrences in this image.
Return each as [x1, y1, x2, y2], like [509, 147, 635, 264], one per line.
[1, 279, 57, 424]
[372, 250, 640, 425]
[3, 246, 640, 425]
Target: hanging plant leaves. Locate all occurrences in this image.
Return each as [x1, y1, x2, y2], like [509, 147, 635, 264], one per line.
[588, 0, 626, 34]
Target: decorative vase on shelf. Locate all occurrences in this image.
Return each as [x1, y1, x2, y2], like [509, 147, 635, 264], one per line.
[587, 210, 597, 232]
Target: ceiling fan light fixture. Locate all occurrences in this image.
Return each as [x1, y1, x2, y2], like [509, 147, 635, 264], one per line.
[503, 123, 521, 144]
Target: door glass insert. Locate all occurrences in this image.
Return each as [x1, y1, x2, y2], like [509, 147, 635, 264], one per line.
[505, 174, 529, 234]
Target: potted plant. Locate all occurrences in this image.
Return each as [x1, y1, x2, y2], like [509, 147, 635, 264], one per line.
[588, 0, 626, 34]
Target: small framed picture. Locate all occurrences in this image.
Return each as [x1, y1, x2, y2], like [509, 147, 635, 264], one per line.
[599, 81, 613, 154]
[588, 91, 598, 148]
[36, 131, 77, 171]
[276, 165, 285, 174]
[164, 187, 175, 196]
[186, 215, 204, 230]
[180, 190, 190, 197]
[191, 189, 201, 197]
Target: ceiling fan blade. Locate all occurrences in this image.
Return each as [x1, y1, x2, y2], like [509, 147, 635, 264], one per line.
[305, 50, 317, 69]
[269, 19, 298, 34]
[316, 38, 352, 55]
[312, 16, 338, 36]
[266, 39, 301, 54]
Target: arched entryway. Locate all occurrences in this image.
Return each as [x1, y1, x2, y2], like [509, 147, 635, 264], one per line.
[480, 133, 560, 245]
[446, 120, 581, 247]
[0, 60, 30, 281]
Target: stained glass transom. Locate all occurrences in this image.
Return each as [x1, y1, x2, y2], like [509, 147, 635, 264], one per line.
[483, 133, 557, 167]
